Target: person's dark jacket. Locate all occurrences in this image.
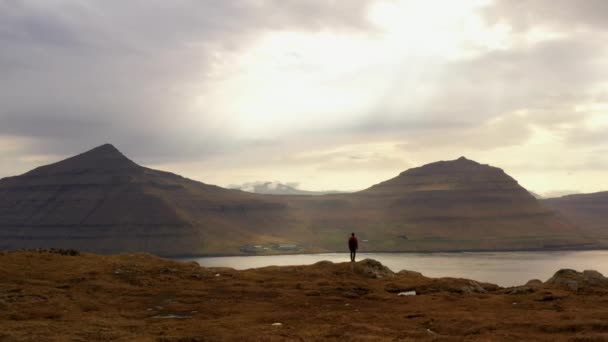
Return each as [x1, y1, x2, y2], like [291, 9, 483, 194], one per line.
[348, 236, 359, 251]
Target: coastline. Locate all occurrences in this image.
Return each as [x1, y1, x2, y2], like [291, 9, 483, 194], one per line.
[165, 244, 608, 259]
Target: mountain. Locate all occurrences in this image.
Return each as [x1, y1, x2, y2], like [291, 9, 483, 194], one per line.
[543, 192, 608, 245]
[230, 181, 345, 195]
[290, 157, 594, 252]
[0, 144, 290, 255]
[0, 146, 596, 255]
[542, 190, 582, 198]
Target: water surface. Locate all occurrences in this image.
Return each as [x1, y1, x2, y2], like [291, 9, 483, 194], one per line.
[180, 250, 608, 287]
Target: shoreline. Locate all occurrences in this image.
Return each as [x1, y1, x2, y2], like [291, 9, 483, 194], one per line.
[166, 245, 608, 259]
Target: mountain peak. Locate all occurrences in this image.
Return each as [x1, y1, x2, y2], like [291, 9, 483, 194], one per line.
[25, 143, 138, 176]
[362, 157, 515, 194]
[395, 156, 485, 178]
[79, 143, 126, 160]
[91, 143, 120, 153]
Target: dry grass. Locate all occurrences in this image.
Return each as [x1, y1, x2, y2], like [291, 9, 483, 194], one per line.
[2, 251, 608, 341]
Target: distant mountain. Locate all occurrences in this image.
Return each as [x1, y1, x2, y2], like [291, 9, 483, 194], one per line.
[0, 146, 597, 255]
[542, 190, 582, 198]
[308, 156, 594, 252]
[0, 144, 290, 255]
[543, 192, 608, 244]
[230, 181, 345, 196]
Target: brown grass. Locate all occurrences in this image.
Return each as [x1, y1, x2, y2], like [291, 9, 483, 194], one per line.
[2, 250, 608, 341]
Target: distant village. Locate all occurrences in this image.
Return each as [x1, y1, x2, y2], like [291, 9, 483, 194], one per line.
[240, 243, 302, 254]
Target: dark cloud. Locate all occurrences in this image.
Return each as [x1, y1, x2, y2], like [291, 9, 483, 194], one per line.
[0, 0, 374, 161]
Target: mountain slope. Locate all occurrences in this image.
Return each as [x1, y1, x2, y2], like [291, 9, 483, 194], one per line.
[359, 157, 544, 217]
[0, 146, 596, 255]
[543, 192, 608, 245]
[286, 157, 594, 252]
[0, 144, 291, 255]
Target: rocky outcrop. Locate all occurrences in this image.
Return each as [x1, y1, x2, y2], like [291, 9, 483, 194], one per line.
[505, 279, 544, 295]
[352, 259, 395, 278]
[545, 269, 608, 291]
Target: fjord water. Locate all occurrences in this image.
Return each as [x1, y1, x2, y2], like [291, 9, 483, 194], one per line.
[181, 250, 608, 287]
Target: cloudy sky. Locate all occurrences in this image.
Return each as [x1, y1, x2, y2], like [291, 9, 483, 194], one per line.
[1, 0, 607, 196]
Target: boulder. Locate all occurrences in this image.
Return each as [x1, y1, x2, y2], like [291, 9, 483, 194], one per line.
[525, 279, 543, 288]
[353, 259, 394, 278]
[459, 280, 488, 294]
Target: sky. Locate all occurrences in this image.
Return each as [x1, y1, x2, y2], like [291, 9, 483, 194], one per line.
[0, 0, 607, 196]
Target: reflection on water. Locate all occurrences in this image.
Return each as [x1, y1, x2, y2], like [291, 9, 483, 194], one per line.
[179, 250, 608, 287]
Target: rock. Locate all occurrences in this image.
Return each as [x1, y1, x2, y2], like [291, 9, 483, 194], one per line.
[506, 279, 544, 295]
[460, 280, 487, 294]
[353, 259, 394, 279]
[398, 291, 416, 296]
[506, 286, 535, 295]
[545, 269, 608, 291]
[388, 278, 491, 295]
[526, 279, 543, 288]
[582, 270, 607, 286]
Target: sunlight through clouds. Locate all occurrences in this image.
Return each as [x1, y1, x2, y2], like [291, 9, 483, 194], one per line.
[0, 0, 606, 196]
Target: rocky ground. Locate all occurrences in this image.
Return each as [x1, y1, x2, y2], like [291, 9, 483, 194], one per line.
[2, 250, 608, 341]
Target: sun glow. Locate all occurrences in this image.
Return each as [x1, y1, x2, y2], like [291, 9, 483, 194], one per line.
[189, 0, 509, 139]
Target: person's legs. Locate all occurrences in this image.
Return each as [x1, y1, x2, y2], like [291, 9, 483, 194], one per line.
[353, 249, 356, 262]
[350, 250, 354, 262]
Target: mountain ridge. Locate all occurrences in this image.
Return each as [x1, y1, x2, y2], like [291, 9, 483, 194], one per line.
[542, 191, 608, 245]
[0, 144, 597, 255]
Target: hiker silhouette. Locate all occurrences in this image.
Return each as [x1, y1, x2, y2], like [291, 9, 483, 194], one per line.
[348, 233, 359, 262]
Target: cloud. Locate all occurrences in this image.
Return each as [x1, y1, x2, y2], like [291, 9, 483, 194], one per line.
[0, 0, 375, 160]
[482, 0, 608, 32]
[1, 0, 606, 194]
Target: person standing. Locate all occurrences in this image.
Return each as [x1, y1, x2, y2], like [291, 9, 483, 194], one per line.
[348, 233, 359, 262]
